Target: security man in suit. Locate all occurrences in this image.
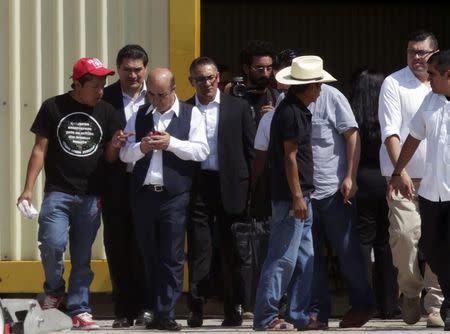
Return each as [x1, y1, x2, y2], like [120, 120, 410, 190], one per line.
[101, 44, 151, 328]
[186, 57, 256, 327]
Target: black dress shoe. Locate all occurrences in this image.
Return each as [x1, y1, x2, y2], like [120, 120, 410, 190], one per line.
[339, 308, 372, 328]
[441, 308, 450, 331]
[136, 309, 154, 327]
[221, 305, 243, 327]
[112, 317, 133, 328]
[187, 310, 203, 327]
[157, 319, 182, 331]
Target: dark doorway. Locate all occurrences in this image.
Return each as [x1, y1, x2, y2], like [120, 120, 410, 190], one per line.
[201, 1, 450, 95]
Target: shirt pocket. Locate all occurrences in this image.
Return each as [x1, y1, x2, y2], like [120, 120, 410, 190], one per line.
[311, 119, 333, 144]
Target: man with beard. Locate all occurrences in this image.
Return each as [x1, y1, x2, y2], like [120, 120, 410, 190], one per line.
[229, 40, 279, 127]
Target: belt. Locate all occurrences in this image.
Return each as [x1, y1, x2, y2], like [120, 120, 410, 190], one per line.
[143, 184, 166, 192]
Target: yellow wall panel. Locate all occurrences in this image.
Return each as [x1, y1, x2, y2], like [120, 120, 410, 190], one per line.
[0, 0, 202, 293]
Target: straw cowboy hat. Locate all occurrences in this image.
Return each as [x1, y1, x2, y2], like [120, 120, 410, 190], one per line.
[275, 55, 337, 85]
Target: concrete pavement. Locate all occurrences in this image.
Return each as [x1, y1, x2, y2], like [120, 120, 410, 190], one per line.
[55, 318, 446, 333]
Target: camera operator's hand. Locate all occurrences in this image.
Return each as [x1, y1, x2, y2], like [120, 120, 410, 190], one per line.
[260, 104, 274, 115]
[223, 82, 232, 95]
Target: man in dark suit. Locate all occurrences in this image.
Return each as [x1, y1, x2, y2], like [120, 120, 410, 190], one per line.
[186, 56, 256, 327]
[101, 44, 151, 328]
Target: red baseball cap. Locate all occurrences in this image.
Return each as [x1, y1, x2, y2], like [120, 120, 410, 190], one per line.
[72, 57, 115, 80]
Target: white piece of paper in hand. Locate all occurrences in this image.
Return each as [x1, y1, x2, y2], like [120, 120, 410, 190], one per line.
[17, 200, 39, 220]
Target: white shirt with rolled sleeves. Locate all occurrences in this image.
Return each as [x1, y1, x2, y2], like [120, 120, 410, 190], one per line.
[308, 84, 358, 200]
[119, 96, 209, 186]
[378, 66, 430, 178]
[409, 92, 450, 201]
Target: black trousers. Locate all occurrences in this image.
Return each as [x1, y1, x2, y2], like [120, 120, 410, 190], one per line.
[187, 171, 244, 315]
[102, 185, 149, 318]
[355, 196, 399, 314]
[132, 189, 189, 321]
[418, 196, 450, 316]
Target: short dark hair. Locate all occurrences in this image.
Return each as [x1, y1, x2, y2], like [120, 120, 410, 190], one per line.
[428, 49, 450, 75]
[240, 40, 275, 66]
[408, 30, 438, 50]
[116, 44, 149, 68]
[189, 57, 218, 75]
[71, 73, 95, 89]
[274, 48, 298, 71]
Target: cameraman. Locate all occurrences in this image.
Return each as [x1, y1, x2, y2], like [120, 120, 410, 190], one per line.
[227, 40, 279, 126]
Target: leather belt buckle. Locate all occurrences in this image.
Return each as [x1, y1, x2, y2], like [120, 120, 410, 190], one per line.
[152, 185, 164, 192]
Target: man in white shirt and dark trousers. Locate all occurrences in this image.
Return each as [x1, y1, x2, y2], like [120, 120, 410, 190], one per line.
[120, 68, 209, 331]
[101, 44, 151, 328]
[389, 49, 450, 331]
[185, 57, 255, 328]
[378, 30, 443, 327]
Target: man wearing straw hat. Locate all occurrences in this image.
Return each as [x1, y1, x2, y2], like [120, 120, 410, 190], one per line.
[253, 55, 336, 331]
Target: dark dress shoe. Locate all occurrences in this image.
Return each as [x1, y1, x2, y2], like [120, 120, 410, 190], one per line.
[187, 310, 203, 327]
[221, 304, 243, 327]
[136, 309, 154, 327]
[157, 319, 182, 331]
[339, 308, 372, 328]
[441, 308, 450, 331]
[382, 308, 402, 320]
[112, 317, 133, 328]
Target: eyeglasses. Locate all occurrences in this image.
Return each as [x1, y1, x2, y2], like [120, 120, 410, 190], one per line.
[192, 74, 218, 84]
[407, 49, 435, 58]
[148, 88, 174, 98]
[250, 65, 273, 72]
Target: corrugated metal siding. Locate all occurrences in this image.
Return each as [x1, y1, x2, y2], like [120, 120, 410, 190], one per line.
[0, 0, 169, 262]
[201, 1, 450, 95]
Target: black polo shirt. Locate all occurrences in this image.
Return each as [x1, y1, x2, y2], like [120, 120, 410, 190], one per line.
[268, 91, 314, 201]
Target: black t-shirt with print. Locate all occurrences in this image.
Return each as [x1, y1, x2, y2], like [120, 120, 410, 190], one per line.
[268, 91, 314, 201]
[31, 92, 120, 195]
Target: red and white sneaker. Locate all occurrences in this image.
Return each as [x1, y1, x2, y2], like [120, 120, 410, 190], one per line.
[72, 312, 100, 330]
[41, 295, 63, 310]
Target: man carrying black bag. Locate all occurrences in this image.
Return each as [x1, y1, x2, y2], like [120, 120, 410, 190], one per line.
[185, 57, 255, 328]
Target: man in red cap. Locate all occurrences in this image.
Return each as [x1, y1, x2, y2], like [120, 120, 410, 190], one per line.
[17, 57, 127, 330]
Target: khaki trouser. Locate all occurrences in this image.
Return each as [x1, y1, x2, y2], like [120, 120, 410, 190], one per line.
[386, 178, 443, 314]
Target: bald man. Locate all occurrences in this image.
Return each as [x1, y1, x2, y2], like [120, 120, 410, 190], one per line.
[120, 68, 209, 330]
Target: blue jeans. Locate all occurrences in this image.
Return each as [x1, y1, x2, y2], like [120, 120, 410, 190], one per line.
[309, 191, 374, 323]
[253, 196, 314, 330]
[38, 191, 101, 316]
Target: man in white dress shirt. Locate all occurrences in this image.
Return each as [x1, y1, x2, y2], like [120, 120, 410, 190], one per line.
[388, 49, 450, 331]
[120, 68, 209, 331]
[185, 57, 255, 328]
[378, 30, 443, 327]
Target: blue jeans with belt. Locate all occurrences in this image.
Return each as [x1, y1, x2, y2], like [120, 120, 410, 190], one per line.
[309, 191, 374, 323]
[253, 196, 314, 330]
[38, 191, 101, 316]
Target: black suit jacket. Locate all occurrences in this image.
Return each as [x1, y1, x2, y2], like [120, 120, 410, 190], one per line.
[101, 80, 149, 210]
[186, 93, 255, 214]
